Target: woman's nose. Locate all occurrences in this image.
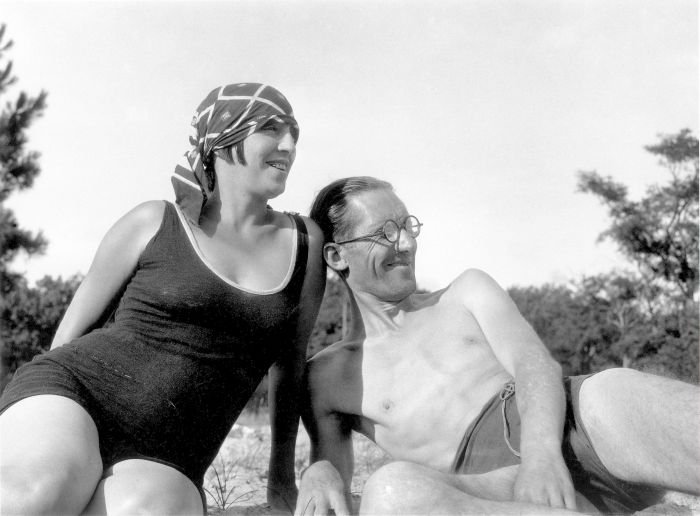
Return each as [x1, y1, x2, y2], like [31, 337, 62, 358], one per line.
[278, 128, 296, 153]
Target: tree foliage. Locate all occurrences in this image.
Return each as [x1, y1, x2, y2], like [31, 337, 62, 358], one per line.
[577, 129, 699, 301]
[1, 274, 81, 390]
[308, 274, 350, 357]
[310, 132, 700, 385]
[511, 129, 700, 384]
[0, 25, 62, 389]
[510, 274, 698, 383]
[0, 25, 696, 393]
[0, 24, 48, 294]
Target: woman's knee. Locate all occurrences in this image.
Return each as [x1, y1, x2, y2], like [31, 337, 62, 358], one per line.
[102, 489, 203, 516]
[89, 460, 203, 515]
[1, 464, 100, 515]
[0, 397, 103, 514]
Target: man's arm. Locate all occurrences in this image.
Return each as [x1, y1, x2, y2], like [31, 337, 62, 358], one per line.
[458, 269, 576, 510]
[267, 218, 326, 512]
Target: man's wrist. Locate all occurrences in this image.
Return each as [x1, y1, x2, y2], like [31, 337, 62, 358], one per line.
[519, 443, 565, 465]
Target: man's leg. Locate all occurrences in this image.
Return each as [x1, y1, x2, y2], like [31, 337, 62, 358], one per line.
[579, 368, 700, 493]
[360, 462, 586, 515]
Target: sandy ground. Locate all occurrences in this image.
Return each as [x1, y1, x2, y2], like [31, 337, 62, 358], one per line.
[204, 418, 388, 515]
[204, 420, 699, 516]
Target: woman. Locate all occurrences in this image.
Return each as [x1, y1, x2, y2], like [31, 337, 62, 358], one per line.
[0, 83, 325, 515]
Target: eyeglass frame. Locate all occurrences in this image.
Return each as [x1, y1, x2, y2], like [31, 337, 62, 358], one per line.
[334, 215, 423, 245]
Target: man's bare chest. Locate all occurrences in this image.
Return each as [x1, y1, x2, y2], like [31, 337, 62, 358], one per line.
[356, 309, 500, 428]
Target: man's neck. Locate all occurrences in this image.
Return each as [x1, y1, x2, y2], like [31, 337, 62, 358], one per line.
[344, 286, 418, 339]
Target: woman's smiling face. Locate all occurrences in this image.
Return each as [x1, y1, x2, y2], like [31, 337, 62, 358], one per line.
[239, 119, 297, 198]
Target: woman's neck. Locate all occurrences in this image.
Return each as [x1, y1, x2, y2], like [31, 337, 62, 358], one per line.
[198, 188, 272, 236]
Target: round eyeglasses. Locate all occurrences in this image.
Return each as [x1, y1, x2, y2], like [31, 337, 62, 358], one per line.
[335, 215, 423, 245]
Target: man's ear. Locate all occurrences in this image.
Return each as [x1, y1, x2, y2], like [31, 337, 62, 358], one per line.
[323, 242, 349, 273]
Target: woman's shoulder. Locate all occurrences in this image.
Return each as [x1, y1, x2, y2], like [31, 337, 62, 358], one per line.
[126, 200, 168, 221]
[106, 200, 168, 246]
[295, 213, 324, 247]
[278, 211, 324, 250]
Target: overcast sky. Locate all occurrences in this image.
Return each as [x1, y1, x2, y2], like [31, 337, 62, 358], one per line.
[3, 0, 698, 291]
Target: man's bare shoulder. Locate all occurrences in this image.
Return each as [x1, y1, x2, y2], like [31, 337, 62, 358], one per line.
[443, 268, 502, 299]
[306, 340, 364, 415]
[307, 340, 362, 383]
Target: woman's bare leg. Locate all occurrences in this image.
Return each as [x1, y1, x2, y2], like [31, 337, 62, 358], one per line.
[0, 395, 103, 515]
[83, 459, 204, 515]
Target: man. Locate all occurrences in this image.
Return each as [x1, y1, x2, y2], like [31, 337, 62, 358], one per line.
[295, 176, 699, 515]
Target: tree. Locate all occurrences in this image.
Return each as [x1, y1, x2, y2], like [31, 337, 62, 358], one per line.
[510, 274, 699, 383]
[0, 24, 54, 389]
[1, 274, 81, 390]
[567, 131, 699, 382]
[308, 274, 349, 357]
[509, 280, 624, 376]
[0, 24, 48, 294]
[577, 129, 699, 303]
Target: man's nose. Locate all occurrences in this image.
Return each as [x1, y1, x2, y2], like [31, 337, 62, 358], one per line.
[395, 228, 417, 253]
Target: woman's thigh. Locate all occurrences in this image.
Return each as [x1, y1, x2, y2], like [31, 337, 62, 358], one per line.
[83, 459, 204, 516]
[0, 394, 103, 514]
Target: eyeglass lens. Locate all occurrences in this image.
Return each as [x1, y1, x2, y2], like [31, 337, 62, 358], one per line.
[383, 216, 421, 242]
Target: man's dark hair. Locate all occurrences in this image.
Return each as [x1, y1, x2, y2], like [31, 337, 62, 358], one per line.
[309, 176, 393, 244]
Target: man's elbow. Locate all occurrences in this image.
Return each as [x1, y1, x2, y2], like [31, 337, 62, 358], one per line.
[517, 350, 563, 382]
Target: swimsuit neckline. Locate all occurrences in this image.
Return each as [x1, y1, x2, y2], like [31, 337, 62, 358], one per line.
[173, 203, 298, 295]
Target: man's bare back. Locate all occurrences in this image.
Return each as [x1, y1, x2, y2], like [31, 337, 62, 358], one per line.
[307, 274, 522, 471]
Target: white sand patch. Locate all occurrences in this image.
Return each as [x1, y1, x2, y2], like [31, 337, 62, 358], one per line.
[205, 423, 699, 515]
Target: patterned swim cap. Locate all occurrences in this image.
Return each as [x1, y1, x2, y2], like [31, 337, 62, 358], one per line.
[172, 83, 298, 223]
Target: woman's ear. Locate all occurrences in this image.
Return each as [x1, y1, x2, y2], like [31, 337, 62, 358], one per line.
[323, 242, 348, 273]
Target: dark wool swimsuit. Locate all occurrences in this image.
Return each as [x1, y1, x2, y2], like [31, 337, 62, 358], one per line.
[0, 202, 309, 489]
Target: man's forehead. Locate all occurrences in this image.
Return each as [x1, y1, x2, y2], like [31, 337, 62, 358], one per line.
[348, 189, 408, 228]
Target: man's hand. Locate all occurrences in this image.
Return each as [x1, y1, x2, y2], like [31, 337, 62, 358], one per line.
[513, 452, 577, 510]
[295, 461, 350, 516]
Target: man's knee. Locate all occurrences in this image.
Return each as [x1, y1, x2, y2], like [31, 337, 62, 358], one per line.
[361, 461, 447, 515]
[585, 367, 640, 392]
[579, 368, 642, 420]
[580, 367, 700, 490]
[361, 461, 425, 514]
[581, 367, 695, 419]
[362, 462, 408, 508]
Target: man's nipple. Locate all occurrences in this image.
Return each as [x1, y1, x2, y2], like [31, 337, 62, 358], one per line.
[382, 399, 394, 412]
